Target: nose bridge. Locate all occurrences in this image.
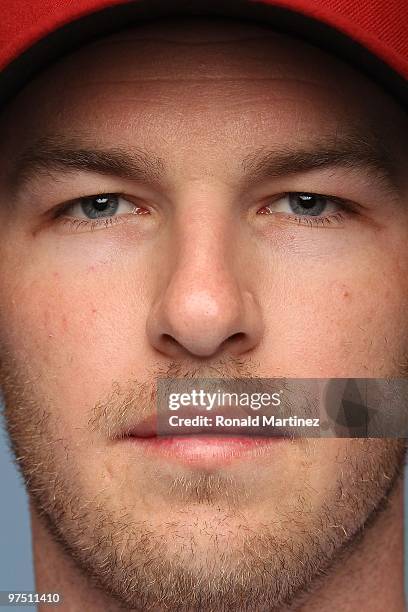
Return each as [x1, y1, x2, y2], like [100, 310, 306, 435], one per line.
[147, 192, 262, 359]
[174, 204, 235, 293]
[167, 202, 243, 332]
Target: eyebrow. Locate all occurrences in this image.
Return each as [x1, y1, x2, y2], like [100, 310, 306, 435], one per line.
[241, 134, 399, 191]
[11, 136, 165, 190]
[11, 132, 399, 196]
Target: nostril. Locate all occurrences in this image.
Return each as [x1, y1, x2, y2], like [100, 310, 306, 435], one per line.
[157, 330, 248, 359]
[229, 332, 246, 342]
[220, 332, 246, 350]
[161, 333, 179, 348]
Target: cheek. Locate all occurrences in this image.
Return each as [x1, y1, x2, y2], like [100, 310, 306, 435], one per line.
[258, 254, 408, 376]
[0, 264, 150, 419]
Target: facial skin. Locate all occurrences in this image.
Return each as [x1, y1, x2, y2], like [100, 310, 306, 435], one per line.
[0, 17, 407, 612]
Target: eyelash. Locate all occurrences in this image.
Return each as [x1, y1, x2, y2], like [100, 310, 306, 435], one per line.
[280, 210, 346, 228]
[53, 191, 352, 232]
[258, 192, 354, 228]
[57, 215, 127, 232]
[53, 195, 144, 232]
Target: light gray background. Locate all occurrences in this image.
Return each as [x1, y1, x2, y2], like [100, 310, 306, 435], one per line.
[1, 410, 407, 609]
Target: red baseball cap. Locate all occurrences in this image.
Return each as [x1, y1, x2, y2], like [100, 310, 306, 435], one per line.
[0, 0, 407, 108]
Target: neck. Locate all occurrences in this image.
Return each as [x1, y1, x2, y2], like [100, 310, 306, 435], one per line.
[31, 477, 406, 612]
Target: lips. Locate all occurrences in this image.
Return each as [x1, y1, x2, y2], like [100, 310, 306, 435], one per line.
[124, 412, 158, 438]
[115, 406, 288, 468]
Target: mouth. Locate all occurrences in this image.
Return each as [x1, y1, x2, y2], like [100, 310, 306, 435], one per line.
[115, 410, 289, 468]
[122, 434, 285, 467]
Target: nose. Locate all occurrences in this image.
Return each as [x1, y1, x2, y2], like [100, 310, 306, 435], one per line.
[146, 211, 263, 360]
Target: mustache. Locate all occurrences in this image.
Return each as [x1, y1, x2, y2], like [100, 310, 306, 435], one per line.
[88, 368, 408, 440]
[88, 357, 264, 438]
[87, 359, 323, 440]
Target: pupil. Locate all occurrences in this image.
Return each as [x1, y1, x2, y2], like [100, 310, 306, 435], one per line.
[288, 192, 326, 216]
[94, 196, 110, 211]
[298, 194, 315, 209]
[80, 194, 119, 219]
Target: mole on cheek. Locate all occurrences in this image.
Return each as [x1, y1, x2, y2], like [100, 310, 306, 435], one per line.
[330, 281, 352, 301]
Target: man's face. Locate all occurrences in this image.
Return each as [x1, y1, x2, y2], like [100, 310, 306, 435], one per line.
[0, 19, 407, 611]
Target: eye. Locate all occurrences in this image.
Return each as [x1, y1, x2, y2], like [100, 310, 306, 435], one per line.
[63, 193, 146, 220]
[259, 192, 342, 217]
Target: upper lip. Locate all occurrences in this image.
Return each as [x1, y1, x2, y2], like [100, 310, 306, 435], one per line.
[123, 413, 158, 438]
[118, 406, 287, 439]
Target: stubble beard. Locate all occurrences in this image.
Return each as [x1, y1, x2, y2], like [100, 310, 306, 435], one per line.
[0, 358, 406, 612]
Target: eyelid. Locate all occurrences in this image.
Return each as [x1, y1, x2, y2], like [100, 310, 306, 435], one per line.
[249, 166, 375, 214]
[255, 191, 357, 230]
[52, 192, 139, 219]
[50, 192, 153, 235]
[261, 192, 354, 213]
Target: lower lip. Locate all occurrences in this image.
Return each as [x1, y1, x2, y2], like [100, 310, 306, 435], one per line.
[122, 435, 285, 468]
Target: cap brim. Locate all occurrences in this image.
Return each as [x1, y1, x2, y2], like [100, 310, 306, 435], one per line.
[0, 0, 406, 109]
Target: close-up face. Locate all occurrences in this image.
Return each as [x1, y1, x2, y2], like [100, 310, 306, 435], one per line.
[0, 17, 407, 611]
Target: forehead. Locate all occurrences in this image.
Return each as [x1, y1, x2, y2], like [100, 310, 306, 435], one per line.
[0, 18, 406, 161]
